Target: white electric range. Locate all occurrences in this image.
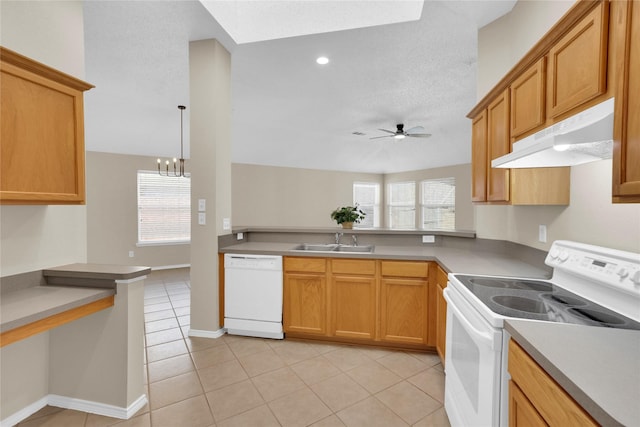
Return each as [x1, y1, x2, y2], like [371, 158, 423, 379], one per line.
[443, 240, 640, 427]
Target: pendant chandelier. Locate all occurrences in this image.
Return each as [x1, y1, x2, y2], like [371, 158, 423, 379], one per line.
[157, 105, 187, 177]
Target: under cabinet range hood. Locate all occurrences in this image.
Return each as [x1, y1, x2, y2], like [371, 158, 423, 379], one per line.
[492, 97, 614, 168]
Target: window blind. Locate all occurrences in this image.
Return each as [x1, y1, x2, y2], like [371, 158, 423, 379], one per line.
[421, 177, 455, 230]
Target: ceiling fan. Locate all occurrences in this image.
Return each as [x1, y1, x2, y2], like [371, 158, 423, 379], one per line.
[370, 124, 431, 140]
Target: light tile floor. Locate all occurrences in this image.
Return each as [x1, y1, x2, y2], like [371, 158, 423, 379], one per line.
[18, 268, 450, 427]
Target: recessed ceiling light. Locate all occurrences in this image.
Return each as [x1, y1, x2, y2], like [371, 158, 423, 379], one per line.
[316, 56, 329, 65]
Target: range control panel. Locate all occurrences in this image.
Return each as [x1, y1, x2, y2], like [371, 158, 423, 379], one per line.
[546, 240, 640, 294]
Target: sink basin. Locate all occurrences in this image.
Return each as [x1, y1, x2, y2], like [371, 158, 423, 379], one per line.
[291, 243, 374, 253]
[292, 243, 339, 251]
[333, 245, 375, 253]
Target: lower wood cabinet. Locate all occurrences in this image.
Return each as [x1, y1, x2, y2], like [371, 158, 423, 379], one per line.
[508, 339, 597, 427]
[331, 259, 377, 340]
[435, 266, 448, 363]
[283, 256, 435, 349]
[283, 257, 327, 336]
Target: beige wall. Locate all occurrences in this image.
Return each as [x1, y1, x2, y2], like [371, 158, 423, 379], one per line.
[384, 163, 474, 230]
[0, 0, 87, 277]
[232, 163, 383, 227]
[476, 0, 640, 253]
[86, 151, 190, 268]
[0, 0, 84, 421]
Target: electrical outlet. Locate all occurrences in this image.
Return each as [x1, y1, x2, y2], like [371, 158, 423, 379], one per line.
[128, 251, 134, 258]
[422, 235, 435, 243]
[539, 225, 547, 243]
[198, 213, 206, 225]
[198, 199, 206, 212]
[237, 232, 244, 240]
[223, 218, 231, 230]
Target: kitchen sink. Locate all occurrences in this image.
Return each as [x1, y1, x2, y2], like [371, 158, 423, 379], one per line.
[291, 243, 374, 253]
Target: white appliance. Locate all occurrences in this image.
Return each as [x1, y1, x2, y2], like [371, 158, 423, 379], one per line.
[444, 240, 640, 427]
[492, 97, 614, 168]
[224, 253, 284, 339]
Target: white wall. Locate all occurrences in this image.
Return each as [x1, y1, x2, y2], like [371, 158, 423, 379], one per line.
[475, 0, 640, 253]
[0, 0, 87, 276]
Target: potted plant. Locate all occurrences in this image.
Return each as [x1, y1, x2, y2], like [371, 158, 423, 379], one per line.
[330, 205, 366, 229]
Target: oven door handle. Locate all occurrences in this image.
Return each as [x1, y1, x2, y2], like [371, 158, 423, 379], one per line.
[445, 289, 500, 351]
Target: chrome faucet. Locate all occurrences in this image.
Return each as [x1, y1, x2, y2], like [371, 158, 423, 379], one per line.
[352, 235, 358, 246]
[335, 232, 343, 245]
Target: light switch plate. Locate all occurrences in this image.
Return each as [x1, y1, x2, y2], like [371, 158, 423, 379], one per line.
[539, 225, 547, 243]
[422, 235, 435, 243]
[223, 218, 231, 230]
[198, 199, 206, 212]
[198, 213, 206, 225]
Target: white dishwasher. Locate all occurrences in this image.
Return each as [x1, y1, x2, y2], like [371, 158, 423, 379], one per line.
[224, 254, 284, 339]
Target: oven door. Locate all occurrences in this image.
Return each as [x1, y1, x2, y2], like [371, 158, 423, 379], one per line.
[444, 285, 503, 427]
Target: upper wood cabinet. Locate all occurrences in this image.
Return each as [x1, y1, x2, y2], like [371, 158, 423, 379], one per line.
[471, 111, 488, 202]
[487, 90, 511, 202]
[0, 47, 93, 204]
[547, 2, 609, 119]
[612, 0, 640, 203]
[510, 57, 546, 138]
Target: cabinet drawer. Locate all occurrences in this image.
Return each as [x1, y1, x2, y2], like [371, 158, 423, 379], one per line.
[331, 259, 376, 275]
[284, 257, 326, 273]
[508, 340, 597, 426]
[380, 261, 429, 278]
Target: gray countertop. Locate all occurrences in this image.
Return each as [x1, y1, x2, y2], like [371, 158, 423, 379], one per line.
[1, 285, 115, 333]
[219, 242, 551, 278]
[43, 263, 151, 280]
[505, 319, 640, 427]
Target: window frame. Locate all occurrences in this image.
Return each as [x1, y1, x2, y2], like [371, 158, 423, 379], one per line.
[387, 181, 416, 229]
[137, 170, 191, 246]
[352, 181, 381, 228]
[420, 177, 456, 231]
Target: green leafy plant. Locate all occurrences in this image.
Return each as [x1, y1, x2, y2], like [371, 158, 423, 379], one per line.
[330, 204, 366, 225]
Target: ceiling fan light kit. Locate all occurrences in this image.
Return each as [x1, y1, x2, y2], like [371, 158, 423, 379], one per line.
[370, 123, 432, 140]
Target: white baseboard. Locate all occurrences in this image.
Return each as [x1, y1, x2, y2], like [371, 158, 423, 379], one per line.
[0, 396, 48, 427]
[188, 328, 226, 339]
[1, 394, 148, 426]
[49, 393, 148, 419]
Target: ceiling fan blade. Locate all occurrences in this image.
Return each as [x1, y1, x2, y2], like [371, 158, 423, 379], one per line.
[377, 128, 397, 135]
[370, 135, 394, 139]
[406, 133, 432, 138]
[404, 126, 425, 134]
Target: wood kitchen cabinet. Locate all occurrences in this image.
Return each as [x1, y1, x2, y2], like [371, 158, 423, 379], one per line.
[0, 47, 93, 204]
[508, 340, 598, 427]
[547, 2, 609, 119]
[487, 89, 511, 202]
[510, 57, 546, 139]
[471, 110, 488, 202]
[330, 259, 377, 341]
[612, 0, 640, 203]
[435, 265, 448, 363]
[283, 256, 433, 350]
[283, 257, 328, 336]
[379, 261, 429, 346]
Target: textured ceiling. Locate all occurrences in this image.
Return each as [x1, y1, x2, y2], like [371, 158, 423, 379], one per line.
[83, 0, 515, 174]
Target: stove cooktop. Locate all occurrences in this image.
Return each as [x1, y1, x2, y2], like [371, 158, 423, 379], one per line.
[453, 274, 640, 330]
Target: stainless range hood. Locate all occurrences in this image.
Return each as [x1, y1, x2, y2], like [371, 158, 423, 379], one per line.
[492, 97, 614, 168]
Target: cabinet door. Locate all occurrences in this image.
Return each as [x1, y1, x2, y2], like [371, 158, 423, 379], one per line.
[487, 90, 510, 202]
[331, 275, 377, 340]
[0, 47, 92, 204]
[509, 381, 548, 427]
[547, 2, 609, 119]
[613, 0, 640, 202]
[471, 110, 488, 202]
[380, 278, 428, 345]
[510, 57, 546, 138]
[283, 272, 327, 335]
[435, 266, 448, 363]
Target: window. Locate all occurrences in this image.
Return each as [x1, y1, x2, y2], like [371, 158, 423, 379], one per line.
[421, 177, 455, 230]
[353, 182, 380, 228]
[388, 181, 415, 229]
[137, 171, 191, 244]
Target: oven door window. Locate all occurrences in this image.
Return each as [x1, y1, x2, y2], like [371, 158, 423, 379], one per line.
[444, 287, 503, 427]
